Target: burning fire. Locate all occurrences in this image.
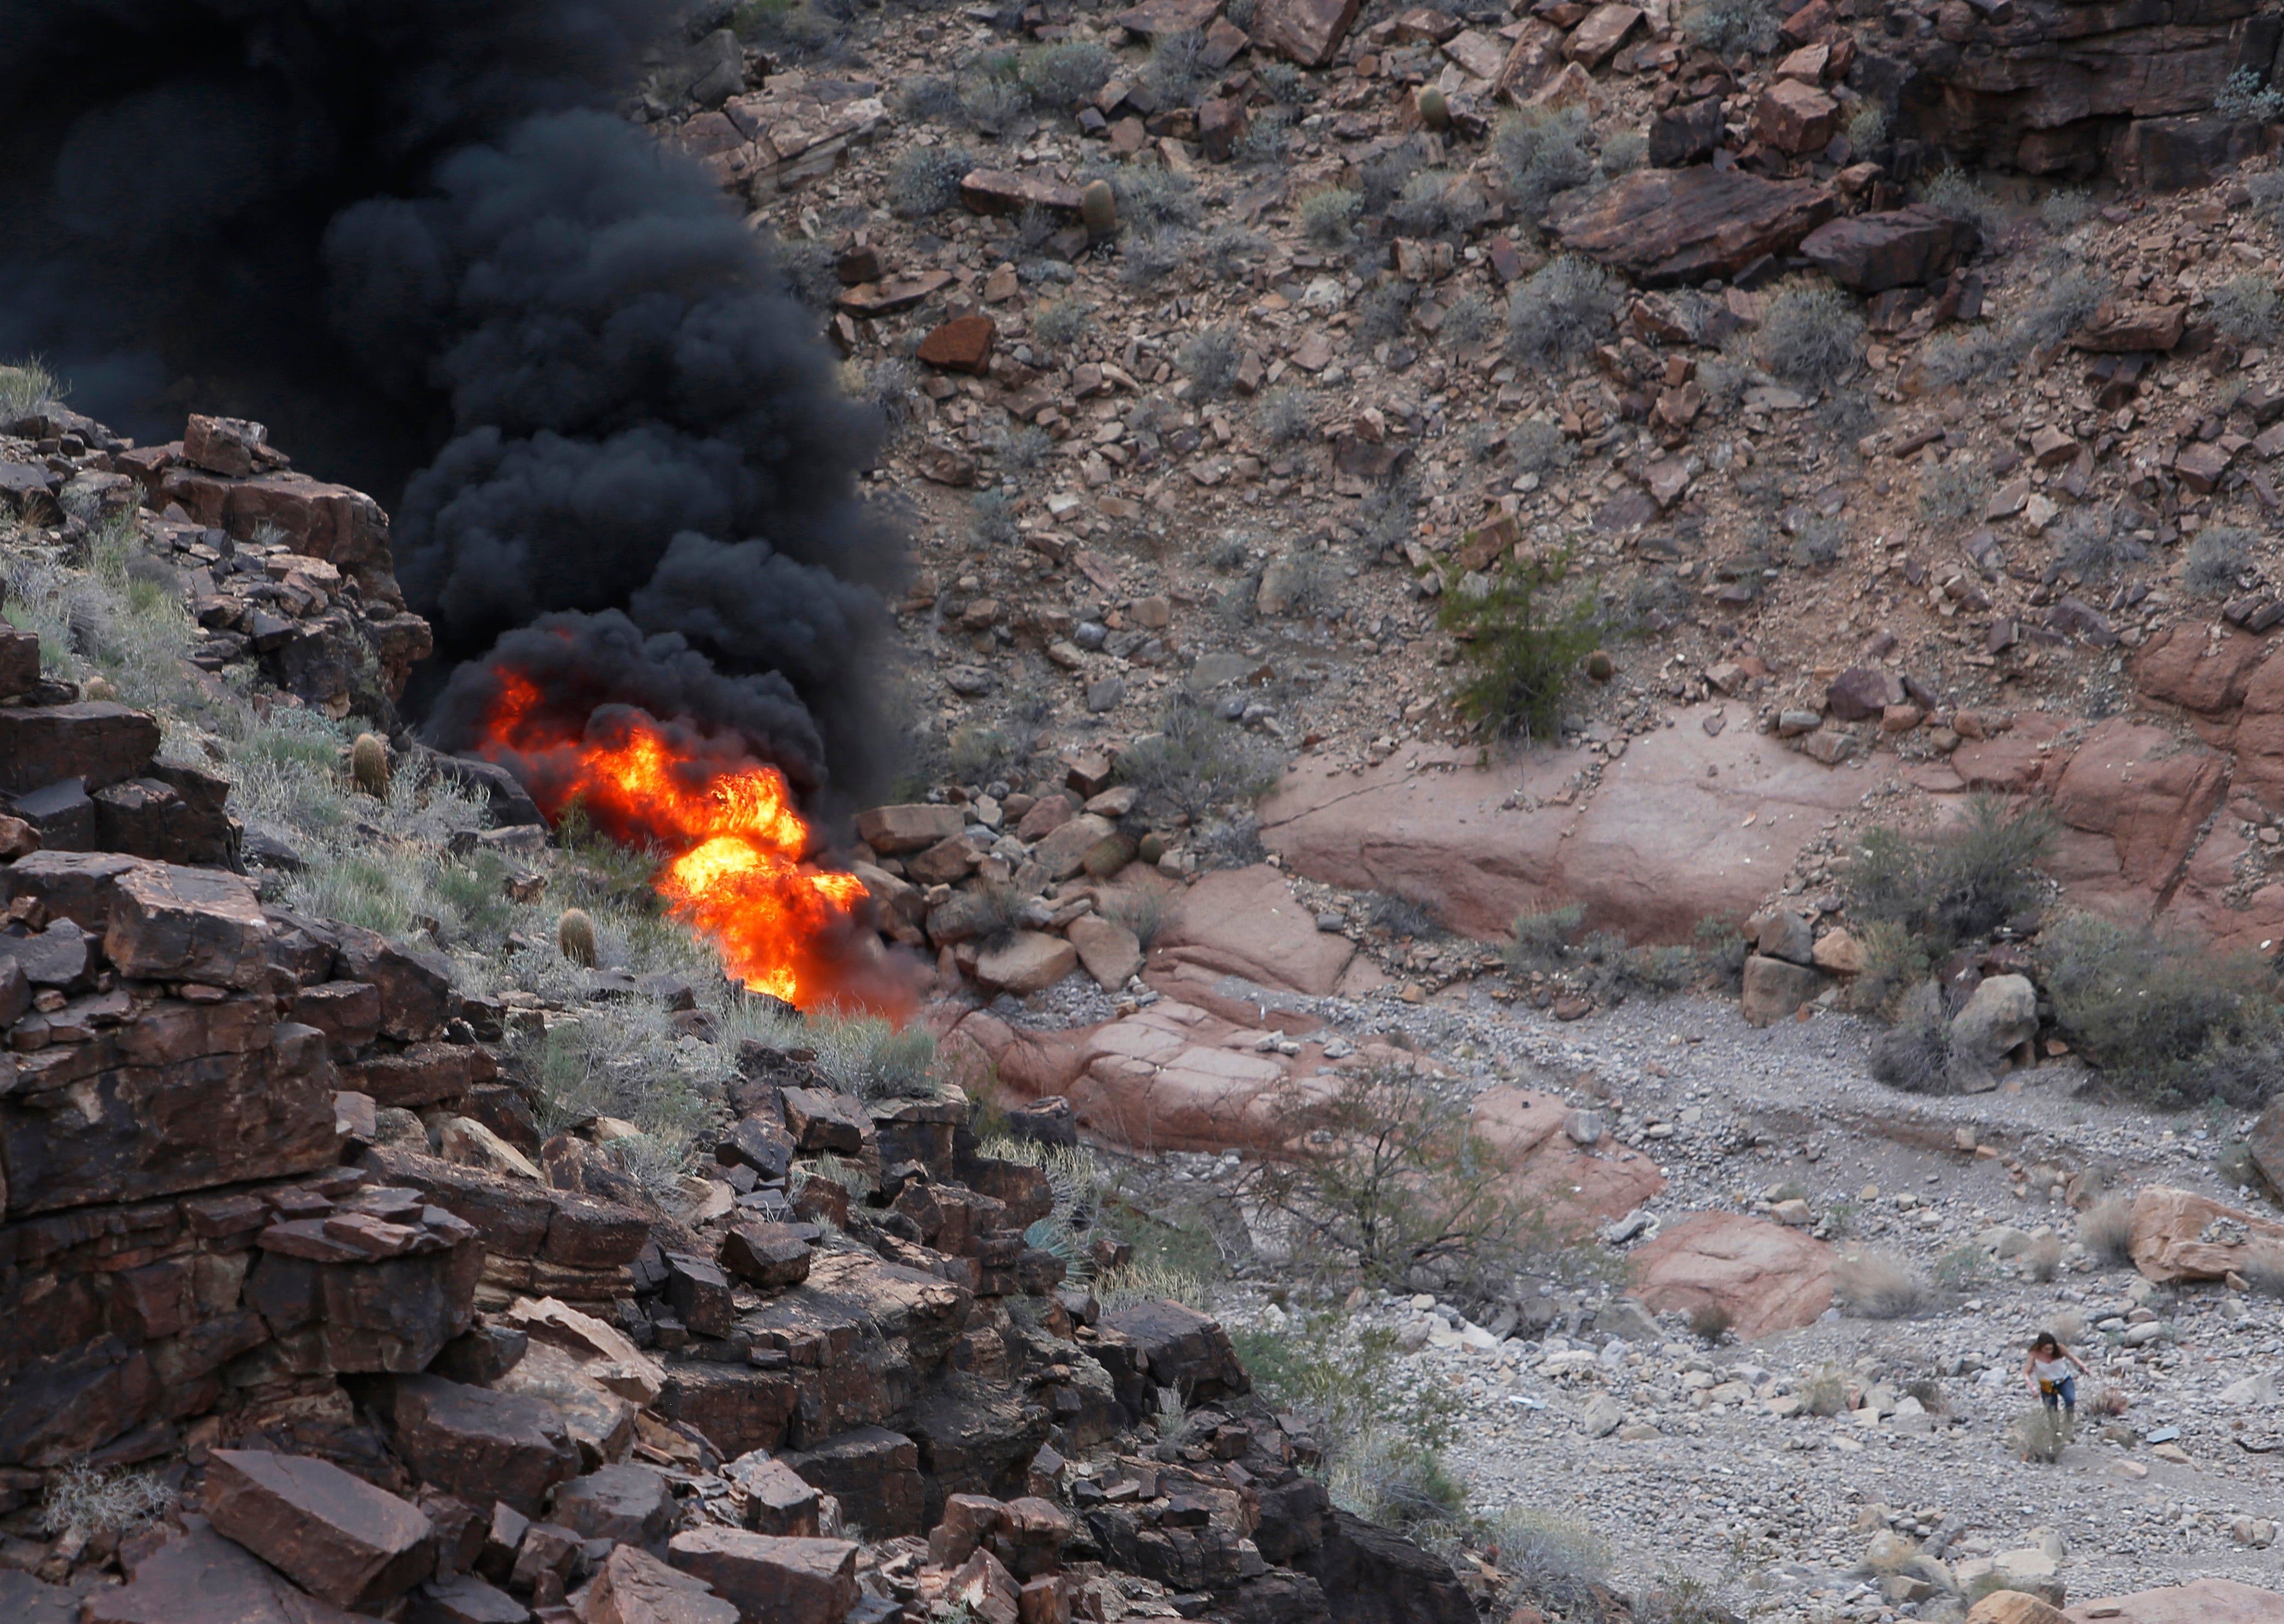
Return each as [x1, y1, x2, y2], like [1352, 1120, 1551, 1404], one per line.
[471, 669, 891, 1012]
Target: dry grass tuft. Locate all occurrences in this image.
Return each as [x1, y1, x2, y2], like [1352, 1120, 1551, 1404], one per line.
[1833, 1251, 1932, 1319]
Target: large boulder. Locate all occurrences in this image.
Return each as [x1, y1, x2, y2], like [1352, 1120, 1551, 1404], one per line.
[2051, 719, 2227, 894]
[202, 1449, 434, 1611]
[1255, 0, 1362, 65]
[1801, 207, 1979, 292]
[1740, 954, 1826, 1025]
[2126, 1186, 2284, 1283]
[1630, 1213, 1833, 1339]
[1949, 973, 2036, 1088]
[1470, 1086, 1666, 1225]
[1548, 167, 1836, 286]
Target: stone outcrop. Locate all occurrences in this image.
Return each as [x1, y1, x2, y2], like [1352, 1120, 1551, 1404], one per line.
[1548, 168, 1837, 286]
[1880, 0, 2281, 182]
[1630, 1213, 1834, 1339]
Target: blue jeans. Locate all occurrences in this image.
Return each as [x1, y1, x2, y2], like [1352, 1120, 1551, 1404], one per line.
[2040, 1375, 2077, 1414]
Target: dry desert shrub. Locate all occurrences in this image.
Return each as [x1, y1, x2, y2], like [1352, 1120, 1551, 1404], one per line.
[1833, 1250, 1932, 1319]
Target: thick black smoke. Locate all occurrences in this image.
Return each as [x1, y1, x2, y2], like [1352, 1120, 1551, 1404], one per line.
[426, 609, 827, 804]
[0, 0, 899, 802]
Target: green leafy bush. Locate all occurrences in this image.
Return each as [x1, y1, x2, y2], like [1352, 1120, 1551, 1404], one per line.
[1917, 460, 1991, 528]
[2215, 67, 2284, 123]
[1833, 1251, 1932, 1318]
[1018, 40, 1113, 107]
[1867, 980, 1958, 1092]
[2039, 913, 2284, 1105]
[1918, 169, 2005, 239]
[0, 356, 61, 423]
[1298, 187, 1361, 248]
[1257, 386, 1316, 443]
[1507, 903, 1586, 973]
[1682, 0, 1780, 55]
[1178, 325, 1241, 397]
[1255, 1067, 1603, 1296]
[1438, 549, 1601, 741]
[1847, 793, 2057, 952]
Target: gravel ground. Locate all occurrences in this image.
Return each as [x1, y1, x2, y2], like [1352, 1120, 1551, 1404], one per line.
[1089, 972, 2284, 1616]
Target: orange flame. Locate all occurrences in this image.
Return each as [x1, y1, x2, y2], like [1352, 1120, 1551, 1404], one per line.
[471, 669, 897, 1013]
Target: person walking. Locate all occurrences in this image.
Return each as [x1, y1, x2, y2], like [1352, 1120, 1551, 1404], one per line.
[2023, 1331, 2090, 1418]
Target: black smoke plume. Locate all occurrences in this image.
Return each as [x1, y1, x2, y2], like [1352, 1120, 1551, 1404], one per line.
[0, 0, 900, 802]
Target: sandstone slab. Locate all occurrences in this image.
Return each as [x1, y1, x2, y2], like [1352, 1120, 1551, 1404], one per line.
[2065, 1580, 2284, 1624]
[2127, 1186, 2284, 1283]
[1471, 1086, 1666, 1225]
[1632, 1213, 1833, 1339]
[1149, 864, 1355, 994]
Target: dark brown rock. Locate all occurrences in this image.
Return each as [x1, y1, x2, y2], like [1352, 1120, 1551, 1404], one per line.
[335, 925, 455, 1042]
[1825, 665, 1905, 721]
[406, 1572, 529, 1624]
[779, 1424, 925, 1537]
[182, 413, 269, 477]
[87, 1526, 380, 1623]
[1, 1008, 338, 1215]
[665, 1252, 736, 1338]
[918, 316, 997, 375]
[1256, 0, 1360, 64]
[721, 1222, 814, 1289]
[2072, 301, 2188, 353]
[343, 1041, 493, 1109]
[1292, 1509, 1476, 1624]
[204, 1447, 435, 1610]
[854, 804, 963, 853]
[0, 849, 147, 930]
[0, 702, 161, 795]
[781, 1087, 866, 1154]
[958, 171, 1083, 218]
[586, 1544, 739, 1624]
[727, 1450, 821, 1536]
[0, 629, 41, 699]
[1099, 1300, 1251, 1402]
[1114, 0, 1221, 34]
[667, 1529, 859, 1624]
[552, 1463, 678, 1547]
[1549, 167, 1835, 286]
[381, 1375, 582, 1517]
[292, 981, 385, 1056]
[1198, 96, 1249, 161]
[1800, 207, 1978, 292]
[104, 862, 269, 988]
[244, 1216, 482, 1373]
[1648, 97, 1723, 166]
[1752, 78, 1838, 152]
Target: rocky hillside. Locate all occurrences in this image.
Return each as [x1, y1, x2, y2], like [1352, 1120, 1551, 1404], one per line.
[0, 407, 1497, 1623]
[14, 0, 2284, 1619]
